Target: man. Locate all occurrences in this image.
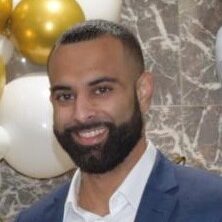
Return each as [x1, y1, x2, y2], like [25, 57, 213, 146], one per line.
[15, 20, 222, 222]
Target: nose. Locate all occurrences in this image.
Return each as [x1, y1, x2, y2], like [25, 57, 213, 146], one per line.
[72, 94, 96, 123]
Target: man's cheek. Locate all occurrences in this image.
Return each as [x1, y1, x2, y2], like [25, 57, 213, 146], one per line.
[53, 115, 67, 133]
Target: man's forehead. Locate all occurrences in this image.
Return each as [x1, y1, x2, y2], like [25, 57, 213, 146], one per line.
[48, 35, 137, 84]
[51, 35, 124, 57]
[48, 36, 126, 77]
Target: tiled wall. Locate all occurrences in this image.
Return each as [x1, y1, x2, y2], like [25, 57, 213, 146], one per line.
[1, 0, 222, 221]
[122, 0, 222, 172]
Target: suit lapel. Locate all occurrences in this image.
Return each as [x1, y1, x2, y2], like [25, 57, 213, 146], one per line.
[53, 194, 67, 221]
[45, 182, 70, 222]
[134, 151, 178, 222]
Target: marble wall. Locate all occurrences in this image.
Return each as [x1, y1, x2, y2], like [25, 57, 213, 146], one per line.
[1, 0, 222, 221]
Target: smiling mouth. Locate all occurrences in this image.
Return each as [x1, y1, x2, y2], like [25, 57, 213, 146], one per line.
[73, 126, 108, 146]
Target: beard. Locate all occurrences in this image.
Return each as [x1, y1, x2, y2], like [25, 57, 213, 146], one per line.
[54, 96, 143, 174]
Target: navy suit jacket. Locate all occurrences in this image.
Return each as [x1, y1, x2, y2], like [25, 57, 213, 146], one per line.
[15, 151, 222, 222]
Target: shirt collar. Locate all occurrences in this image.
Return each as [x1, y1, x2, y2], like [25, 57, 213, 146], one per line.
[63, 167, 81, 217]
[112, 141, 157, 210]
[64, 141, 157, 217]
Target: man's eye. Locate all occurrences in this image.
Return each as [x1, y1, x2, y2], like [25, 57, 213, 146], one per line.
[94, 86, 112, 95]
[55, 93, 74, 102]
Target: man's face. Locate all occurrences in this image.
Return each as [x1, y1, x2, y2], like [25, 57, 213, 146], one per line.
[48, 36, 147, 173]
[53, 97, 143, 173]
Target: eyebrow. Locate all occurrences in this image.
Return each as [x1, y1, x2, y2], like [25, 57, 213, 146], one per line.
[50, 85, 71, 93]
[88, 77, 118, 86]
[50, 77, 118, 93]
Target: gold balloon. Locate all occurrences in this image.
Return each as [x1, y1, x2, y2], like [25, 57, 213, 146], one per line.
[0, 0, 12, 32]
[11, 0, 85, 64]
[0, 56, 6, 97]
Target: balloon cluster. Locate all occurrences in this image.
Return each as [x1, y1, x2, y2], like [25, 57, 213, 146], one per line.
[0, 0, 122, 178]
[0, 0, 12, 33]
[0, 56, 6, 97]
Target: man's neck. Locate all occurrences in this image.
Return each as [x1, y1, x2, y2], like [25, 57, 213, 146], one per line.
[78, 136, 147, 216]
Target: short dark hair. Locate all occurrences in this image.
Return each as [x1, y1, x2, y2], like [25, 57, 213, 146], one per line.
[53, 19, 145, 74]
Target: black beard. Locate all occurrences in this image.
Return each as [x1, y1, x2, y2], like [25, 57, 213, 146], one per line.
[54, 97, 143, 174]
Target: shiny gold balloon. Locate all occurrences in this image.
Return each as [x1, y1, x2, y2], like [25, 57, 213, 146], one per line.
[0, 56, 6, 97]
[11, 0, 85, 64]
[0, 0, 12, 32]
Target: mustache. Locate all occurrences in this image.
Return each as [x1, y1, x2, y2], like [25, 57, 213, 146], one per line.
[65, 121, 113, 133]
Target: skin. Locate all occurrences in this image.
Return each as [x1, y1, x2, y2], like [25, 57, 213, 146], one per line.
[48, 35, 154, 216]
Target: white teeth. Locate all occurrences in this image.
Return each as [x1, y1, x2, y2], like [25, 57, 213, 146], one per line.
[78, 128, 106, 138]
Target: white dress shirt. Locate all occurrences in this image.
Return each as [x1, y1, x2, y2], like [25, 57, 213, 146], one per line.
[63, 141, 157, 222]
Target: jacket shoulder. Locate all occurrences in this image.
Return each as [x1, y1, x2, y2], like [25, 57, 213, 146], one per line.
[174, 162, 222, 203]
[146, 151, 222, 220]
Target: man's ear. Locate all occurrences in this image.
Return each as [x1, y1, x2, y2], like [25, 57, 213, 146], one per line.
[136, 72, 154, 113]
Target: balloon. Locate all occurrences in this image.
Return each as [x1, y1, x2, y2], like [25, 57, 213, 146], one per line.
[0, 126, 9, 159]
[0, 56, 6, 97]
[75, 0, 122, 22]
[0, 34, 14, 64]
[0, 0, 12, 32]
[10, 0, 85, 64]
[0, 75, 74, 178]
[6, 49, 46, 82]
[12, 0, 20, 8]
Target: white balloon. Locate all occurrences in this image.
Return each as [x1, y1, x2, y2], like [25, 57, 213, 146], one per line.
[0, 35, 14, 64]
[13, 0, 21, 9]
[0, 126, 10, 160]
[0, 74, 74, 178]
[76, 0, 122, 22]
